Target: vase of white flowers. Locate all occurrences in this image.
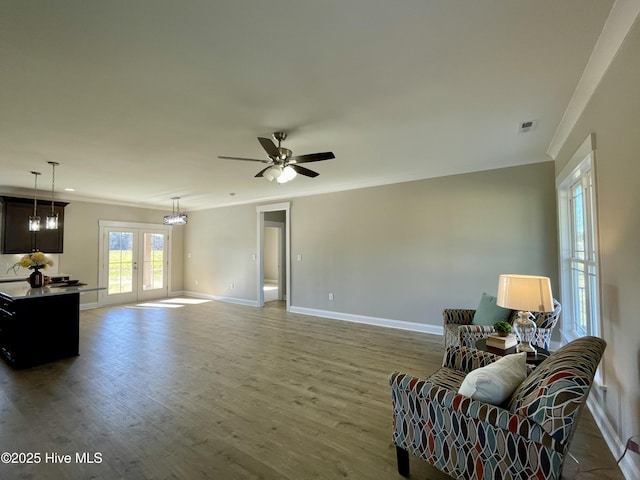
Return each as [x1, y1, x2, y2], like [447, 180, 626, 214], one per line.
[10, 252, 54, 288]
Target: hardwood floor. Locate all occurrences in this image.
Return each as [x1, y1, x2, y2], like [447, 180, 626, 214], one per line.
[0, 298, 624, 479]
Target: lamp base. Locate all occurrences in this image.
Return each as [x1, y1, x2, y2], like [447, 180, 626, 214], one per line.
[513, 310, 538, 355]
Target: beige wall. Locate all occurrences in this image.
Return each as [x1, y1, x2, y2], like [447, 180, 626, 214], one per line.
[183, 161, 559, 326]
[183, 204, 257, 301]
[291, 162, 558, 323]
[553, 20, 640, 469]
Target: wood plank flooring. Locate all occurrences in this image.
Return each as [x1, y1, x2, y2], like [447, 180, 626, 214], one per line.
[0, 299, 624, 479]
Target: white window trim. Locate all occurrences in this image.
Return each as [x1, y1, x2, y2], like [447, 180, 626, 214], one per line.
[556, 133, 605, 388]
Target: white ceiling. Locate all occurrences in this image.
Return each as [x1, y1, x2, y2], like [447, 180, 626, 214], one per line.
[0, 0, 618, 211]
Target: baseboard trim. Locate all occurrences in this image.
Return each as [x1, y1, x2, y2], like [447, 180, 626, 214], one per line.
[179, 293, 441, 334]
[79, 302, 99, 311]
[587, 394, 639, 480]
[289, 306, 443, 335]
[182, 290, 259, 308]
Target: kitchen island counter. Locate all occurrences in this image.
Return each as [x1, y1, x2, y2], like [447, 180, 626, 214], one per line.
[0, 282, 102, 300]
[0, 284, 104, 368]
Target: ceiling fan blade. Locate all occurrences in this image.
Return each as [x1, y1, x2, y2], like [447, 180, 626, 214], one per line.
[258, 137, 280, 158]
[218, 156, 271, 163]
[255, 166, 272, 178]
[290, 152, 335, 164]
[290, 164, 319, 178]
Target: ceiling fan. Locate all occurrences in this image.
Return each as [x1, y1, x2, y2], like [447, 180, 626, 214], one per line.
[219, 132, 335, 183]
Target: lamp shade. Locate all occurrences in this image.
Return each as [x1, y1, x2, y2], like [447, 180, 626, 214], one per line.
[496, 274, 553, 312]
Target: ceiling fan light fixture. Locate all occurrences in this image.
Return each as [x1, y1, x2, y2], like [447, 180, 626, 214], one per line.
[264, 165, 283, 182]
[277, 165, 297, 184]
[219, 132, 334, 182]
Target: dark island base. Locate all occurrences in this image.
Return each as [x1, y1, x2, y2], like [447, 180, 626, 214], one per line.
[0, 292, 80, 369]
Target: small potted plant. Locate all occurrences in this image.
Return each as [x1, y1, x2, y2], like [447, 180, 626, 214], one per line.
[493, 321, 512, 337]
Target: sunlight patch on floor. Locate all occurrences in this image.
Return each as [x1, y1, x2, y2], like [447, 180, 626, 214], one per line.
[161, 298, 211, 305]
[127, 297, 212, 309]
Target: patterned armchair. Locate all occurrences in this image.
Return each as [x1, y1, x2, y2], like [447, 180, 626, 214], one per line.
[389, 336, 605, 480]
[443, 299, 561, 350]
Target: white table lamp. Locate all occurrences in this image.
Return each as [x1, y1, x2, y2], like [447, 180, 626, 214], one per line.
[496, 274, 553, 354]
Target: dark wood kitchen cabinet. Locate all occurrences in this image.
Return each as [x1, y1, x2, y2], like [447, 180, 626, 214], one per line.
[0, 291, 79, 369]
[0, 196, 68, 253]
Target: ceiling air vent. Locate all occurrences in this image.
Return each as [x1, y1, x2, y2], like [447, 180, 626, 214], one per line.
[518, 120, 537, 133]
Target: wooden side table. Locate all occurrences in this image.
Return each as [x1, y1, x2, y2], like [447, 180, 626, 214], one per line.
[475, 339, 550, 366]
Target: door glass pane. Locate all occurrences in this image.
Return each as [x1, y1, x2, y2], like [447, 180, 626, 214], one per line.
[143, 233, 164, 291]
[108, 232, 134, 294]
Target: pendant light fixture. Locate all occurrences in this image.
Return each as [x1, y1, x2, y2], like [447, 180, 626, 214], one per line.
[28, 171, 41, 231]
[163, 197, 188, 225]
[46, 161, 60, 230]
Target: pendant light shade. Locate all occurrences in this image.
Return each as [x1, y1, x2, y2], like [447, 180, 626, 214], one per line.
[28, 171, 41, 232]
[46, 161, 59, 230]
[163, 197, 188, 225]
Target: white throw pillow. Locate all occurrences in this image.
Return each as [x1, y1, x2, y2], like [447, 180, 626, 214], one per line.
[458, 352, 527, 405]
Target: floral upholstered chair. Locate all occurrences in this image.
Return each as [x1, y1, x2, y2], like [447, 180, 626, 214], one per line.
[443, 299, 561, 350]
[389, 336, 605, 480]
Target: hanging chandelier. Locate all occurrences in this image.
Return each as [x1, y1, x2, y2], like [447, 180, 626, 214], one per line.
[163, 197, 188, 225]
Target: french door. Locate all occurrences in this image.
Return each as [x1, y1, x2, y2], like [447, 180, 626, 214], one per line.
[99, 222, 170, 305]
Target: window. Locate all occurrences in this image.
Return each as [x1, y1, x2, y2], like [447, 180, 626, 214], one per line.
[557, 134, 601, 341]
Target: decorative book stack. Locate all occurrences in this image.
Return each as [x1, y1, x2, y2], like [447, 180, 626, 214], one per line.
[486, 333, 517, 350]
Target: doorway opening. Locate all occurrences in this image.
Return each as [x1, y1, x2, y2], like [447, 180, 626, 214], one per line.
[263, 222, 284, 302]
[256, 203, 290, 310]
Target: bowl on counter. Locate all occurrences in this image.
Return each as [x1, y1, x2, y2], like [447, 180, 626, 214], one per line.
[66, 279, 80, 285]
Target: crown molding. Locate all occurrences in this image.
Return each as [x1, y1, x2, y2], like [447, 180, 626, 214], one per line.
[547, 0, 640, 159]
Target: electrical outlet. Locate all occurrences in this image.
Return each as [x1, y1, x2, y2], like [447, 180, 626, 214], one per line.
[627, 438, 640, 455]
